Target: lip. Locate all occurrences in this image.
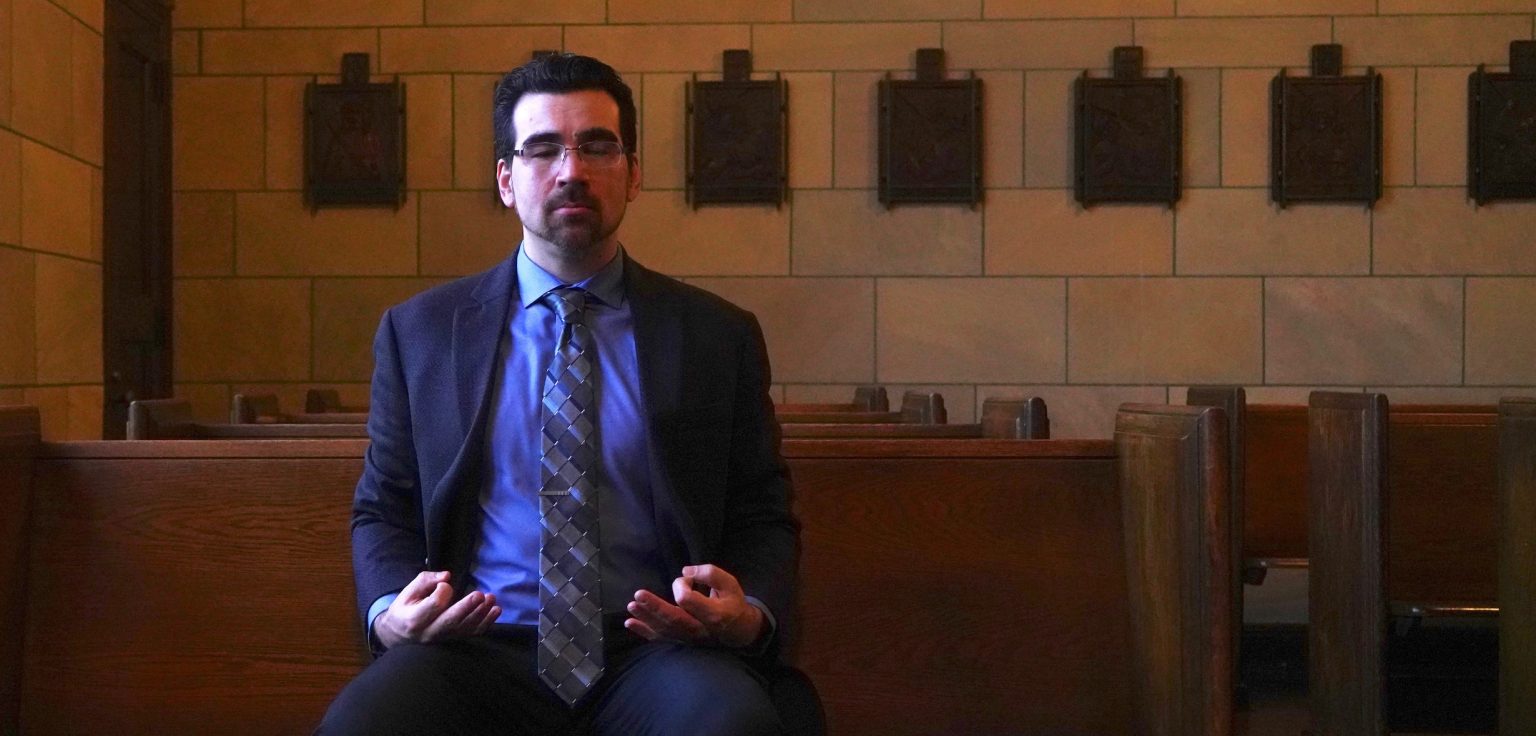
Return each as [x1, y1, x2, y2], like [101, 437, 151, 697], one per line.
[552, 203, 595, 214]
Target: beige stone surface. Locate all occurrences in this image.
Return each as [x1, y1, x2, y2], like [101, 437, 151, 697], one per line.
[753, 23, 938, 72]
[454, 74, 498, 193]
[1265, 277, 1462, 385]
[1135, 18, 1326, 68]
[1178, 0, 1372, 14]
[978, 385, 1168, 439]
[1468, 279, 1536, 385]
[793, 190, 981, 276]
[687, 277, 875, 383]
[89, 166, 101, 261]
[406, 74, 453, 190]
[832, 71, 879, 189]
[1024, 70, 1074, 189]
[418, 191, 520, 276]
[1374, 188, 1536, 275]
[1069, 277, 1261, 384]
[1220, 69, 1270, 187]
[1335, 15, 1528, 66]
[786, 72, 833, 190]
[794, 0, 979, 21]
[780, 384, 875, 405]
[620, 190, 790, 276]
[21, 386, 68, 440]
[984, 0, 1168, 17]
[568, 25, 751, 73]
[0, 0, 11, 127]
[12, 0, 73, 150]
[21, 141, 95, 261]
[264, 76, 304, 190]
[381, 26, 562, 73]
[611, 0, 790, 22]
[65, 384, 101, 439]
[1380, 67, 1415, 188]
[203, 29, 378, 74]
[0, 247, 35, 384]
[425, 0, 602, 24]
[1183, 68, 1220, 189]
[173, 0, 241, 28]
[244, 0, 421, 27]
[985, 190, 1172, 275]
[56, 0, 100, 32]
[878, 278, 1065, 383]
[172, 30, 199, 75]
[980, 70, 1023, 189]
[1415, 67, 1470, 186]
[944, 20, 1130, 70]
[34, 255, 101, 383]
[0, 130, 19, 245]
[174, 192, 235, 276]
[1382, 0, 1536, 10]
[235, 192, 419, 276]
[0, 389, 22, 406]
[1177, 189, 1370, 275]
[175, 278, 311, 382]
[173, 76, 264, 190]
[640, 73, 686, 191]
[71, 18, 101, 165]
[173, 382, 232, 422]
[314, 278, 443, 381]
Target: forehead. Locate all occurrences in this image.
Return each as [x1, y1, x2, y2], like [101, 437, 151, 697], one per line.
[511, 90, 622, 143]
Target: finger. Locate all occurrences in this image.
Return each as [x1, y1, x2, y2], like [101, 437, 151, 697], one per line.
[624, 617, 660, 641]
[459, 597, 501, 635]
[682, 565, 740, 597]
[400, 570, 450, 602]
[423, 591, 487, 640]
[629, 591, 708, 641]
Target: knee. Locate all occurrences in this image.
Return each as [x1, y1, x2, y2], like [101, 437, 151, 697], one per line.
[625, 647, 783, 736]
[315, 644, 470, 736]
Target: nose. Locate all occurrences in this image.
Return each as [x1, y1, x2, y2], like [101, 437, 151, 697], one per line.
[554, 147, 590, 182]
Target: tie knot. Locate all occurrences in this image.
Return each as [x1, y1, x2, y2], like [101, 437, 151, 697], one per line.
[543, 287, 588, 324]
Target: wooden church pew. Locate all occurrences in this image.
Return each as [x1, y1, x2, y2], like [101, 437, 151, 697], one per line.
[1498, 397, 1536, 736]
[782, 394, 1049, 440]
[129, 398, 369, 439]
[776, 389, 939, 425]
[232, 393, 368, 425]
[774, 385, 889, 414]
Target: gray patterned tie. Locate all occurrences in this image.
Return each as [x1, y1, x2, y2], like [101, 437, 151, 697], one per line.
[536, 287, 604, 706]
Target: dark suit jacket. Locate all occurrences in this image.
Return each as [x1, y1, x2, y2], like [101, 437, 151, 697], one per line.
[350, 251, 798, 655]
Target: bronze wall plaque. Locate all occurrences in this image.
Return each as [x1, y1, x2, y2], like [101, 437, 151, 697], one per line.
[304, 53, 405, 210]
[687, 50, 787, 207]
[1270, 44, 1382, 207]
[1074, 46, 1182, 207]
[1469, 41, 1536, 205]
[878, 48, 982, 207]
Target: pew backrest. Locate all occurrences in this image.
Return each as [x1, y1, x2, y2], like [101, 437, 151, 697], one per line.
[1184, 385, 1246, 706]
[1499, 398, 1536, 736]
[0, 406, 40, 735]
[980, 396, 1049, 440]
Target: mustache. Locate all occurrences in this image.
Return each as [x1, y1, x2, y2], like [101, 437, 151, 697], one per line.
[546, 186, 598, 212]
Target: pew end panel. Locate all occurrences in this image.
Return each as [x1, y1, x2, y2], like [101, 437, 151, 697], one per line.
[0, 407, 42, 735]
[1499, 397, 1536, 736]
[127, 398, 196, 440]
[980, 396, 1049, 439]
[231, 392, 282, 424]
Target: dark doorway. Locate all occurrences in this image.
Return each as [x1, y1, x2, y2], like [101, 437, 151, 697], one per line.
[101, 0, 172, 438]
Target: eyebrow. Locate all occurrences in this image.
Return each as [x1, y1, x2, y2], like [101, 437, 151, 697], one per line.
[520, 127, 621, 147]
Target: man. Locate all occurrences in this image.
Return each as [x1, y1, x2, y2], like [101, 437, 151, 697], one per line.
[320, 53, 799, 735]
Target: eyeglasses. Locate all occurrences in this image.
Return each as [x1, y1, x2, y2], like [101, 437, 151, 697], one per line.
[511, 140, 627, 169]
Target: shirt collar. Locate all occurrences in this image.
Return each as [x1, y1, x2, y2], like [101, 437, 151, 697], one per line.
[515, 245, 627, 310]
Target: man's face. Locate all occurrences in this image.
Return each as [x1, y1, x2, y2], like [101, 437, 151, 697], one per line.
[496, 90, 641, 263]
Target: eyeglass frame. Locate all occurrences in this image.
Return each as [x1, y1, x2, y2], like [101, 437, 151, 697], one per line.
[509, 140, 629, 169]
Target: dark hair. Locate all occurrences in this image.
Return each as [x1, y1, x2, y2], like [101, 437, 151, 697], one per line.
[492, 53, 638, 165]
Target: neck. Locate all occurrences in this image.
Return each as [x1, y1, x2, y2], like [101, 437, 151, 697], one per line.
[522, 236, 619, 284]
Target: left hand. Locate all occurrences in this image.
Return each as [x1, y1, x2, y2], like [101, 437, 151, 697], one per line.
[624, 564, 766, 649]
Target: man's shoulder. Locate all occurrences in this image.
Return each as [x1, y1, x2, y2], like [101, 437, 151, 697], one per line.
[627, 257, 756, 326]
[387, 256, 514, 320]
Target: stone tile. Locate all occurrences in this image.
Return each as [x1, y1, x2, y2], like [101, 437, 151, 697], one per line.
[203, 29, 378, 74]
[753, 23, 938, 72]
[612, 0, 790, 22]
[175, 278, 311, 382]
[172, 0, 241, 28]
[781, 384, 872, 404]
[687, 277, 875, 383]
[0, 0, 11, 127]
[0, 130, 19, 245]
[1467, 279, 1536, 386]
[1178, 0, 1372, 14]
[1069, 277, 1262, 384]
[171, 30, 199, 75]
[425, 0, 603, 24]
[640, 73, 686, 191]
[985, 0, 1168, 16]
[794, 0, 978, 21]
[454, 74, 499, 193]
[1183, 68, 1220, 188]
[33, 255, 101, 383]
[1023, 70, 1074, 189]
[1374, 188, 1536, 275]
[174, 192, 235, 277]
[986, 191, 1172, 276]
[0, 389, 22, 406]
[12, 0, 73, 150]
[978, 385, 1168, 439]
[53, 0, 100, 31]
[65, 384, 101, 440]
[406, 74, 453, 190]
[1220, 68, 1270, 187]
[1135, 18, 1327, 68]
[0, 248, 36, 384]
[1416, 67, 1470, 186]
[244, 0, 421, 27]
[235, 192, 419, 276]
[71, 18, 102, 165]
[174, 382, 232, 422]
[418, 191, 520, 276]
[20, 140, 94, 261]
[173, 76, 264, 190]
[1376, 386, 1536, 405]
[944, 20, 1130, 70]
[314, 278, 443, 382]
[786, 72, 832, 190]
[381, 26, 562, 74]
[1265, 277, 1462, 385]
[1176, 188, 1369, 275]
[980, 70, 1023, 189]
[264, 76, 304, 190]
[793, 190, 980, 276]
[1335, 15, 1528, 66]
[620, 190, 790, 276]
[832, 71, 880, 189]
[21, 386, 68, 440]
[878, 278, 1065, 383]
[1381, 67, 1415, 188]
[568, 25, 751, 73]
[1382, 0, 1536, 10]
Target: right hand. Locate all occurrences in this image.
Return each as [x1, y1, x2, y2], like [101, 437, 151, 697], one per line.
[374, 571, 500, 650]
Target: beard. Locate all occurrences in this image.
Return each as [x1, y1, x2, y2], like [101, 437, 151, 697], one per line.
[530, 184, 618, 254]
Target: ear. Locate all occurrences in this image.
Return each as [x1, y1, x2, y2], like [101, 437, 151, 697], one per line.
[625, 155, 642, 202]
[495, 159, 516, 208]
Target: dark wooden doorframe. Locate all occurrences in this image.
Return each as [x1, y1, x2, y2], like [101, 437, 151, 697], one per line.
[102, 0, 172, 439]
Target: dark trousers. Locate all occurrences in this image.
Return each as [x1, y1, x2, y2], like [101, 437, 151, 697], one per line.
[318, 626, 783, 736]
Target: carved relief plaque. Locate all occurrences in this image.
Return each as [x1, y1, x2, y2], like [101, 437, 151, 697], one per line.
[305, 53, 405, 210]
[1270, 44, 1382, 207]
[687, 50, 787, 207]
[1469, 41, 1536, 205]
[878, 49, 982, 207]
[1074, 46, 1182, 207]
